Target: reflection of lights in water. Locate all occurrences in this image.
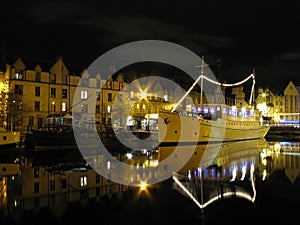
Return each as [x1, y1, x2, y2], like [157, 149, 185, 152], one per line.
[240, 165, 246, 180]
[140, 181, 147, 191]
[262, 169, 267, 181]
[274, 143, 281, 152]
[173, 162, 257, 210]
[230, 166, 237, 182]
[188, 170, 191, 180]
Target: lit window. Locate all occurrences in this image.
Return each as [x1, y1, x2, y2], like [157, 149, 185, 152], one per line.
[81, 90, 88, 100]
[15, 69, 24, 80]
[164, 94, 168, 101]
[80, 176, 87, 187]
[62, 103, 67, 112]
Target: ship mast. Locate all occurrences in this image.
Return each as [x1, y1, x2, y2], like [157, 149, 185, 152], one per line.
[171, 56, 255, 112]
[171, 56, 207, 112]
[200, 55, 204, 106]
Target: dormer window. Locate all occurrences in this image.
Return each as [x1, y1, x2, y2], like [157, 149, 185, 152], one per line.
[51, 74, 56, 84]
[35, 72, 41, 82]
[81, 78, 89, 87]
[15, 69, 24, 80]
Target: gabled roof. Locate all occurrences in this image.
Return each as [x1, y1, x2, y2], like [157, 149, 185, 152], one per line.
[5, 55, 85, 76]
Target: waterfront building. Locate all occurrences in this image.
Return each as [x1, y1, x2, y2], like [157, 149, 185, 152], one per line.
[0, 56, 181, 134]
[0, 56, 130, 133]
[256, 81, 299, 124]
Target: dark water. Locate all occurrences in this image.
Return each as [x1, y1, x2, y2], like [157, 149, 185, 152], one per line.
[1, 137, 300, 225]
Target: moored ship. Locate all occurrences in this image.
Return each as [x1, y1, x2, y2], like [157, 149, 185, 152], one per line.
[157, 103, 270, 145]
[157, 63, 270, 145]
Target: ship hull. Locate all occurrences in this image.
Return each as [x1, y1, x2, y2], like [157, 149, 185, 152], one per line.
[0, 131, 22, 153]
[158, 111, 270, 145]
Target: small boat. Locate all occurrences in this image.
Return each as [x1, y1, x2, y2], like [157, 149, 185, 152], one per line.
[157, 61, 270, 145]
[27, 114, 127, 152]
[25, 113, 77, 151]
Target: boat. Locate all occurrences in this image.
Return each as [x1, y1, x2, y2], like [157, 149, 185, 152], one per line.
[0, 127, 22, 152]
[157, 61, 270, 145]
[25, 113, 78, 151]
[26, 113, 132, 152]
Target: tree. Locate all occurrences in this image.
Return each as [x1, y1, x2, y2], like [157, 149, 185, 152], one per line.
[111, 91, 134, 128]
[0, 81, 25, 131]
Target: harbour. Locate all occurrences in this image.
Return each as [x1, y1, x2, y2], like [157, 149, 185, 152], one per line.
[0, 136, 300, 225]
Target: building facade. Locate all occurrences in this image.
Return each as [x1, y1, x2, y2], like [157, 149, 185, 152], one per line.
[0, 56, 182, 134]
[256, 81, 299, 124]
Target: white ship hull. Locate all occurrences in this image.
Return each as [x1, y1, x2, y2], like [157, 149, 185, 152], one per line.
[158, 111, 270, 145]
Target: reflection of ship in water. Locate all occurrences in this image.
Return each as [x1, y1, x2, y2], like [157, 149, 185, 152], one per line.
[160, 138, 270, 209]
[159, 138, 269, 173]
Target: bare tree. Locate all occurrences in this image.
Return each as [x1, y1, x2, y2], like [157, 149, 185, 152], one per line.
[111, 91, 134, 128]
[0, 82, 25, 131]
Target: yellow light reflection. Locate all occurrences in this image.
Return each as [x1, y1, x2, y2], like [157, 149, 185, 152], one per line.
[140, 181, 147, 191]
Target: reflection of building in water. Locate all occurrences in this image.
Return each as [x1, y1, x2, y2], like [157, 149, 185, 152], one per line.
[0, 157, 128, 222]
[266, 141, 300, 183]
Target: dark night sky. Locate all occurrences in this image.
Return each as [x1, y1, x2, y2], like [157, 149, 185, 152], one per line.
[1, 0, 300, 91]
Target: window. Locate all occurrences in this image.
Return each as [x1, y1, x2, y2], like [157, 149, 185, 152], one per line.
[15, 69, 24, 80]
[35, 86, 40, 96]
[34, 101, 40, 111]
[81, 104, 88, 113]
[96, 174, 100, 184]
[119, 82, 123, 90]
[81, 90, 88, 100]
[80, 176, 88, 187]
[28, 116, 34, 126]
[14, 85, 23, 95]
[81, 78, 89, 87]
[62, 75, 68, 85]
[108, 93, 112, 102]
[62, 89, 68, 98]
[107, 81, 112, 89]
[35, 72, 41, 82]
[96, 79, 100, 88]
[62, 102, 67, 112]
[51, 88, 56, 98]
[96, 92, 100, 101]
[96, 105, 100, 113]
[51, 74, 56, 83]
